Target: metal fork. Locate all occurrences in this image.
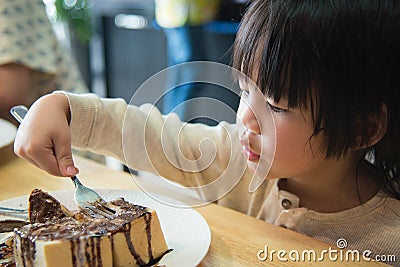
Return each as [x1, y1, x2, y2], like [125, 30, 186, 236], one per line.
[0, 206, 28, 220]
[10, 105, 115, 219]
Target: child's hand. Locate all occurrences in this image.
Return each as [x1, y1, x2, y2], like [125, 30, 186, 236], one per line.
[13, 94, 79, 177]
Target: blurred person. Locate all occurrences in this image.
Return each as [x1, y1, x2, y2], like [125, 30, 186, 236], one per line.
[155, 0, 221, 122]
[0, 0, 88, 124]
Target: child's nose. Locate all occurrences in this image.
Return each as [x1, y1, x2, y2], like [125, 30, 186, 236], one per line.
[237, 101, 261, 135]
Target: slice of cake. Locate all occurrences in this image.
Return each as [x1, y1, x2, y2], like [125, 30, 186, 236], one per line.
[28, 189, 73, 224]
[14, 222, 113, 267]
[12, 189, 171, 267]
[103, 198, 171, 266]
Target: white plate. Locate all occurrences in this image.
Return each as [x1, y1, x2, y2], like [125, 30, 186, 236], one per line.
[0, 189, 211, 267]
[0, 118, 16, 148]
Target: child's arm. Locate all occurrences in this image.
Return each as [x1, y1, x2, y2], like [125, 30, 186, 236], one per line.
[14, 91, 248, 194]
[63, 91, 245, 188]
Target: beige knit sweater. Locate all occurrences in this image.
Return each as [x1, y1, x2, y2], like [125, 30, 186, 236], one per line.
[64, 92, 400, 265]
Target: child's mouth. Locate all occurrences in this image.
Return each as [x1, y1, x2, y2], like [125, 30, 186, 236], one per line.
[242, 146, 260, 162]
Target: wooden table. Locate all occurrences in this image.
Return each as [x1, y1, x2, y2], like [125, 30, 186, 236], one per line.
[0, 144, 386, 266]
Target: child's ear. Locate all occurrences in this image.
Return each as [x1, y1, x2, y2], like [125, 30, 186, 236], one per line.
[355, 104, 388, 149]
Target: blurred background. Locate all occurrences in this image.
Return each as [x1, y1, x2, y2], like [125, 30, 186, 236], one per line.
[44, 0, 248, 124]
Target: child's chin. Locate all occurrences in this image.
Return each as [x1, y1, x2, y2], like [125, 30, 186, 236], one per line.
[247, 161, 258, 172]
[247, 160, 273, 180]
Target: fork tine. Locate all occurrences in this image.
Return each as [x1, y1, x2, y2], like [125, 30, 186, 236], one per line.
[0, 207, 28, 220]
[80, 207, 104, 219]
[85, 205, 115, 219]
[71, 175, 117, 217]
[0, 207, 27, 213]
[96, 202, 116, 215]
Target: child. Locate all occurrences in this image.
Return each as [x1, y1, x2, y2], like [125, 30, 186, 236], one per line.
[14, 0, 400, 264]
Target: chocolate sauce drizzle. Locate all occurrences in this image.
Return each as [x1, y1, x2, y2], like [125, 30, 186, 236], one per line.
[15, 198, 170, 266]
[69, 236, 103, 267]
[145, 212, 153, 262]
[70, 239, 77, 267]
[17, 228, 37, 267]
[95, 237, 102, 267]
[84, 239, 91, 266]
[123, 211, 153, 266]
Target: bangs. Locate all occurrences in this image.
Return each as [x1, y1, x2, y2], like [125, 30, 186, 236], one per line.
[233, 0, 317, 110]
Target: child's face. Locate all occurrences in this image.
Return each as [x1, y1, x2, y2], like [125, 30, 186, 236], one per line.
[237, 79, 327, 181]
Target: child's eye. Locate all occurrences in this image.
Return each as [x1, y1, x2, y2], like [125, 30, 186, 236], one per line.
[267, 102, 286, 113]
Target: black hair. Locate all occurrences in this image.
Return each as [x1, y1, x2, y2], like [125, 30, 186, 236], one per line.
[233, 0, 400, 199]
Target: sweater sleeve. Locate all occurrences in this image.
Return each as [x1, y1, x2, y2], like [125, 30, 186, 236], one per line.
[62, 92, 251, 203]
